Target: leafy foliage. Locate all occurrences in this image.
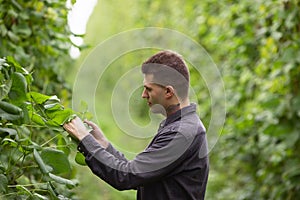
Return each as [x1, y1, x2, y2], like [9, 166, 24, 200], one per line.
[0, 0, 85, 199]
[194, 0, 300, 199]
[0, 0, 76, 96]
[1, 0, 299, 199]
[0, 57, 78, 199]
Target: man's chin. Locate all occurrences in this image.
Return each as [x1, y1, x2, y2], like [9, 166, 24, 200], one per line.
[150, 104, 166, 115]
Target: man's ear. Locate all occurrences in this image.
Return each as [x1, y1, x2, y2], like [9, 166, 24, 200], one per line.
[165, 86, 175, 99]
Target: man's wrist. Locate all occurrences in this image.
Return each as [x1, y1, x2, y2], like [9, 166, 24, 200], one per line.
[78, 130, 90, 141]
[103, 140, 109, 149]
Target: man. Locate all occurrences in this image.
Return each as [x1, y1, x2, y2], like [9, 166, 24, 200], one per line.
[63, 50, 209, 200]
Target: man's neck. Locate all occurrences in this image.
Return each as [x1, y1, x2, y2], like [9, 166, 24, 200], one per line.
[166, 103, 181, 117]
[165, 100, 190, 117]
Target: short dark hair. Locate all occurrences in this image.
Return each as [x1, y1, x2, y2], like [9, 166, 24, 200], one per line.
[141, 50, 190, 100]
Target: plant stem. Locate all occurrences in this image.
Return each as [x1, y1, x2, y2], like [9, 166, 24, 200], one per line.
[40, 134, 59, 147]
[8, 182, 47, 188]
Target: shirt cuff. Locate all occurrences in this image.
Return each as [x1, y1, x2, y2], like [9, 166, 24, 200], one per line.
[77, 134, 102, 156]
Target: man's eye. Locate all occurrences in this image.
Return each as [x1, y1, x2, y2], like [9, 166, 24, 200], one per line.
[144, 87, 151, 92]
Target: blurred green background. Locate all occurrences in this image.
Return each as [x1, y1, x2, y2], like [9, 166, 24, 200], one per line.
[68, 0, 300, 199]
[1, 0, 298, 199]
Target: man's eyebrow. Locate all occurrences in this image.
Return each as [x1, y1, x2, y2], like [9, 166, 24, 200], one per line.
[144, 85, 152, 90]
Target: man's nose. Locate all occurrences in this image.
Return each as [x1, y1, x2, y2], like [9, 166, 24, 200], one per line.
[141, 89, 148, 98]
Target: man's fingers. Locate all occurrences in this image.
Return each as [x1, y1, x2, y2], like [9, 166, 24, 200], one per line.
[63, 123, 69, 129]
[83, 119, 92, 125]
[63, 122, 75, 133]
[84, 120, 97, 129]
[63, 123, 70, 130]
[73, 116, 82, 123]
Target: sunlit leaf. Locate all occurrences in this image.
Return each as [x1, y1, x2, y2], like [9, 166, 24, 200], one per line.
[43, 103, 62, 110]
[46, 108, 74, 126]
[28, 92, 51, 104]
[31, 113, 46, 126]
[45, 95, 60, 103]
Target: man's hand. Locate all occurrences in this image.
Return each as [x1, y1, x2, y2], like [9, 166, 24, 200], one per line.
[63, 117, 89, 141]
[83, 119, 109, 149]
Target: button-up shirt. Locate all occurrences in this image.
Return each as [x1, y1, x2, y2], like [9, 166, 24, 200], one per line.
[78, 103, 209, 200]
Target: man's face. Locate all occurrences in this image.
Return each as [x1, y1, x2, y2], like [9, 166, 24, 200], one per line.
[142, 74, 166, 114]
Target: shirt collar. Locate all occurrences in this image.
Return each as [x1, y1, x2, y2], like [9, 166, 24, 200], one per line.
[162, 103, 197, 127]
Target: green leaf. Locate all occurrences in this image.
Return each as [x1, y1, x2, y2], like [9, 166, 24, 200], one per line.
[0, 58, 6, 64]
[1, 138, 18, 147]
[0, 101, 22, 115]
[0, 80, 12, 101]
[0, 174, 8, 193]
[283, 166, 300, 180]
[46, 108, 74, 126]
[47, 182, 59, 200]
[32, 193, 48, 200]
[28, 92, 51, 104]
[263, 123, 292, 137]
[6, 56, 31, 77]
[43, 103, 62, 111]
[292, 95, 300, 115]
[0, 108, 22, 121]
[57, 135, 70, 155]
[7, 31, 20, 43]
[0, 127, 17, 138]
[15, 23, 32, 38]
[16, 185, 32, 196]
[33, 149, 52, 174]
[0, 24, 8, 37]
[75, 152, 86, 166]
[11, 0, 22, 10]
[48, 173, 77, 188]
[8, 72, 27, 103]
[66, 114, 77, 123]
[41, 148, 71, 174]
[31, 113, 46, 126]
[45, 95, 60, 104]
